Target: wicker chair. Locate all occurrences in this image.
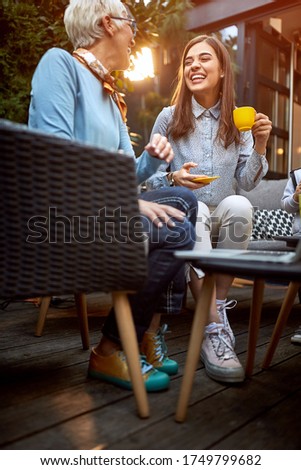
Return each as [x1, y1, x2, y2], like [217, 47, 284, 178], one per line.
[0, 119, 149, 418]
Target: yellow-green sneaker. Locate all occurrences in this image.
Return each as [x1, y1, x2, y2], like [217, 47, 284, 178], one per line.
[88, 348, 170, 391]
[140, 324, 178, 375]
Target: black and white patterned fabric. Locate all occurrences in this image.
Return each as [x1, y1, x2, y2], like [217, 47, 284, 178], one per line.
[251, 209, 294, 240]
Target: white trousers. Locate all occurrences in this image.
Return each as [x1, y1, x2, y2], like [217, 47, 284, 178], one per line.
[188, 195, 253, 280]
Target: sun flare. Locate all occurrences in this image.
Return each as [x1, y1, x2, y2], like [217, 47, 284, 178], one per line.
[125, 47, 155, 81]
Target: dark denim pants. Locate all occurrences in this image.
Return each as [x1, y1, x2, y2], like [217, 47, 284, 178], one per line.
[102, 186, 197, 343]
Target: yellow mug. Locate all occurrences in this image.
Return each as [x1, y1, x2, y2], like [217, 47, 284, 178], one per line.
[233, 106, 256, 132]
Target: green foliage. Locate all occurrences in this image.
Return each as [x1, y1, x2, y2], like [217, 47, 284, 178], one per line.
[0, 0, 69, 123]
[125, 0, 194, 50]
[0, 0, 194, 124]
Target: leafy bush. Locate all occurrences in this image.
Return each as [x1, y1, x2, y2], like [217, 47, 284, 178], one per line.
[0, 0, 68, 123]
[0, 0, 193, 124]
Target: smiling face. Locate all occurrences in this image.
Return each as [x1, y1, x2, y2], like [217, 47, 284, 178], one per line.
[183, 41, 224, 108]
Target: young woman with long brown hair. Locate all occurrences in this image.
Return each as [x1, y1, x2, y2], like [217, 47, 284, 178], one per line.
[147, 35, 272, 384]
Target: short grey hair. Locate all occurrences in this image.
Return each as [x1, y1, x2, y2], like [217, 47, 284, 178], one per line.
[64, 0, 126, 49]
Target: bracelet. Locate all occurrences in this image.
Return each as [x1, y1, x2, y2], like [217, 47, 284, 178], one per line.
[167, 172, 175, 187]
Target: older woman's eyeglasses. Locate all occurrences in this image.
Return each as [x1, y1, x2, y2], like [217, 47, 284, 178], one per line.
[111, 16, 137, 38]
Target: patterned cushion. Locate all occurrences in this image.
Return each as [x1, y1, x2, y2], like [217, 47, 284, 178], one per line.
[251, 209, 294, 240]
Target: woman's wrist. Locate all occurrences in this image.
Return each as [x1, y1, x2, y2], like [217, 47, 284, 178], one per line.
[254, 144, 267, 157]
[166, 171, 178, 186]
[167, 172, 175, 186]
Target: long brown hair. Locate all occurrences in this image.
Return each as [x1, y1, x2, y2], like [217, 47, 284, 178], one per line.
[169, 35, 239, 148]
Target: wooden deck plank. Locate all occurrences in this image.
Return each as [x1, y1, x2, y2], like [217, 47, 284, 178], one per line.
[3, 346, 300, 450]
[109, 355, 301, 450]
[0, 286, 300, 450]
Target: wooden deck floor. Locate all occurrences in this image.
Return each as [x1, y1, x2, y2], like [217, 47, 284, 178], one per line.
[1, 283, 301, 450]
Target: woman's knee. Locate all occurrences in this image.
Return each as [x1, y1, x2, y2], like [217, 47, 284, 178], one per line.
[223, 195, 253, 222]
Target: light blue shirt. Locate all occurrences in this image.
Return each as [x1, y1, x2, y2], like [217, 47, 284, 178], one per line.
[28, 47, 161, 184]
[147, 98, 268, 207]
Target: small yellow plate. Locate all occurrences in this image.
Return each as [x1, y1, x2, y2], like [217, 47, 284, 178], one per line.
[192, 175, 220, 184]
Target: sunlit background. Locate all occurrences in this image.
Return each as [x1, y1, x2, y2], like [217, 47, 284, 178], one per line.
[125, 47, 155, 81]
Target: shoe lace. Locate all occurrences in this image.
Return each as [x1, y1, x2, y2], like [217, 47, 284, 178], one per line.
[217, 299, 237, 316]
[140, 356, 154, 374]
[153, 323, 169, 363]
[217, 299, 237, 328]
[208, 324, 237, 361]
[119, 351, 153, 374]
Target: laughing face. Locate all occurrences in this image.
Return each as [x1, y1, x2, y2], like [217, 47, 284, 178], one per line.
[183, 41, 224, 106]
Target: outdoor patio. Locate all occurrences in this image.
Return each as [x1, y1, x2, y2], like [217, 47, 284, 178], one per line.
[1, 282, 300, 450]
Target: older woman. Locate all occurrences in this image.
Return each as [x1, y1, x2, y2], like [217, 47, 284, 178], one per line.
[147, 35, 272, 384]
[28, 0, 197, 391]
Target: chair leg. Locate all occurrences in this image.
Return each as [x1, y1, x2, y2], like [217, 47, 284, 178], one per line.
[35, 296, 52, 336]
[112, 291, 149, 419]
[245, 278, 265, 378]
[74, 293, 89, 350]
[262, 281, 300, 369]
[175, 273, 215, 423]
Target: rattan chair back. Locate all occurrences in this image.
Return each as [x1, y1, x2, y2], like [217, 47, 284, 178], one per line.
[0, 120, 151, 417]
[0, 120, 148, 298]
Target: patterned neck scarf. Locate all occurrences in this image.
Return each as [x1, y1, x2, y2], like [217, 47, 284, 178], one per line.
[73, 48, 127, 122]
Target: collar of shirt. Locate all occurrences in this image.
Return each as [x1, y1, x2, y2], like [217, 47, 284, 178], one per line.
[191, 96, 221, 120]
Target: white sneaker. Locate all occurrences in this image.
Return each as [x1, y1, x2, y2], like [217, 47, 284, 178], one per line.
[201, 322, 245, 383]
[217, 299, 237, 347]
[291, 326, 301, 344]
